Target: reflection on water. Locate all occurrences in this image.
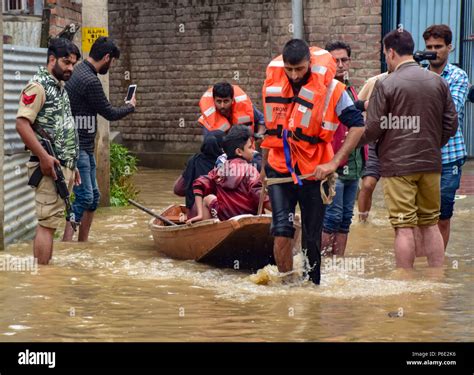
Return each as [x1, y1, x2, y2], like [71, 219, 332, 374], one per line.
[0, 166, 473, 342]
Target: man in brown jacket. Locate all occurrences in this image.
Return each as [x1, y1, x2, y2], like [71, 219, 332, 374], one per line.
[358, 29, 458, 268]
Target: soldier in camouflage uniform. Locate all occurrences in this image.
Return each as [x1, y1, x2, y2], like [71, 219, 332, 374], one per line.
[16, 38, 82, 265]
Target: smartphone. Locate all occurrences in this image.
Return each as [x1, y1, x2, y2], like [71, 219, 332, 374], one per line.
[125, 84, 137, 103]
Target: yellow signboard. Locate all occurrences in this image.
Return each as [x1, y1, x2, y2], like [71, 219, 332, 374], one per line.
[82, 27, 109, 53]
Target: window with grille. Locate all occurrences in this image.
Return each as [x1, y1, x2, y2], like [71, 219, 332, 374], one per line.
[3, 0, 27, 13]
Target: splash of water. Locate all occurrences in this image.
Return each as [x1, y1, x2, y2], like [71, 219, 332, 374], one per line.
[1, 249, 456, 304]
[249, 252, 308, 286]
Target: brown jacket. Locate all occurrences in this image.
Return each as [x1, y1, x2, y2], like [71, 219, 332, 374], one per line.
[358, 61, 458, 177]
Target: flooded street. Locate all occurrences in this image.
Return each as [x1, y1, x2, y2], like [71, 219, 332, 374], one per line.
[1, 166, 473, 342]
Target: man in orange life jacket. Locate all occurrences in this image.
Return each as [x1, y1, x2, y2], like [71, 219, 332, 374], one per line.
[198, 82, 266, 137]
[198, 82, 266, 170]
[260, 39, 365, 285]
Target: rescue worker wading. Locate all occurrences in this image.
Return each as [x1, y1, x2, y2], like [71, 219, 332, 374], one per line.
[260, 39, 365, 284]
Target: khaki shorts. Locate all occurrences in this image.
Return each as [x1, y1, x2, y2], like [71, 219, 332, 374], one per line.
[382, 173, 441, 228]
[27, 161, 75, 229]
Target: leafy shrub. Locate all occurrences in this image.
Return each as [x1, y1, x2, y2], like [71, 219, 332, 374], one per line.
[110, 143, 139, 206]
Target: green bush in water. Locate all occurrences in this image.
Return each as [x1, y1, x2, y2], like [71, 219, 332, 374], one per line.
[110, 143, 139, 206]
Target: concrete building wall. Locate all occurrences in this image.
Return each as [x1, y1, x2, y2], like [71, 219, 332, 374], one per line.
[108, 0, 382, 168]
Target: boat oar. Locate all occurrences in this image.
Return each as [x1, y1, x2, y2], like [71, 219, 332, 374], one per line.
[257, 178, 267, 215]
[128, 199, 178, 226]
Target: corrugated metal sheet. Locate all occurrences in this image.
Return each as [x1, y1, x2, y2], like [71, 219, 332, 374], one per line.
[400, 0, 462, 64]
[4, 45, 46, 155]
[462, 0, 474, 157]
[3, 45, 46, 245]
[3, 154, 37, 245]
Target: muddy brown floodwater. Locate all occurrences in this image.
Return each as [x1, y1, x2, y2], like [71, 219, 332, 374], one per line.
[1, 165, 473, 342]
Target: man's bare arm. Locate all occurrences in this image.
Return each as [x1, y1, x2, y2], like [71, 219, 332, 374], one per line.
[186, 195, 204, 224]
[314, 127, 365, 180]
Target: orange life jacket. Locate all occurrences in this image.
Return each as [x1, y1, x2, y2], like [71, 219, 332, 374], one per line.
[261, 47, 346, 178]
[198, 85, 255, 133]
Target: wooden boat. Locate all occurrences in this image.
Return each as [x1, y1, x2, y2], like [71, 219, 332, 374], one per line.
[149, 204, 301, 271]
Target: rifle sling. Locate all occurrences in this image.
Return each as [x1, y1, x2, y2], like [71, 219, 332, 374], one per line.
[31, 123, 54, 143]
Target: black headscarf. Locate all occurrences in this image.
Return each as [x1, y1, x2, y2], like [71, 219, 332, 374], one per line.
[182, 131, 224, 208]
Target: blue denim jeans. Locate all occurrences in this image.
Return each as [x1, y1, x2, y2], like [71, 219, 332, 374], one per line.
[323, 178, 359, 234]
[440, 158, 464, 220]
[72, 150, 100, 223]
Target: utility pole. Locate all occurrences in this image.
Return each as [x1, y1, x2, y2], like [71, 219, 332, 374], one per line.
[292, 0, 304, 40]
[82, 0, 110, 207]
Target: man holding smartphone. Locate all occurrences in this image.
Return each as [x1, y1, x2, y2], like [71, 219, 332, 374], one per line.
[63, 37, 136, 242]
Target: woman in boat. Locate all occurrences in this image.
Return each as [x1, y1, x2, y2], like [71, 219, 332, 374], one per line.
[173, 130, 225, 218]
[186, 125, 271, 223]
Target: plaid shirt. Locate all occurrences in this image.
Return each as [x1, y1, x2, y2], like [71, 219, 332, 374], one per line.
[430, 64, 469, 164]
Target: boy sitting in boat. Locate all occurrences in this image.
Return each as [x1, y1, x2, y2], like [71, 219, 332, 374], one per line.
[173, 130, 225, 218]
[187, 125, 271, 223]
